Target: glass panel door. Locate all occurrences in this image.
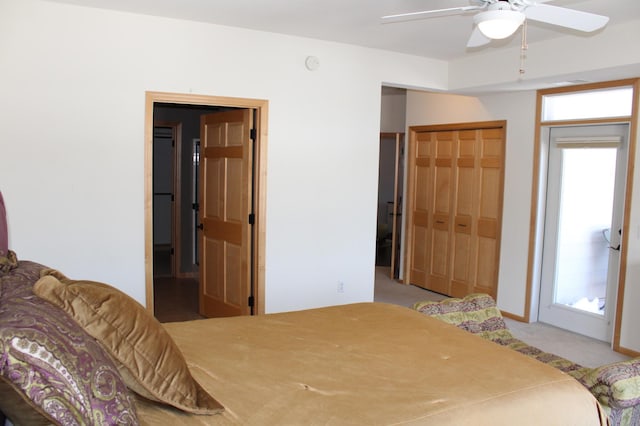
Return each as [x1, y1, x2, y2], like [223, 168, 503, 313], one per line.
[539, 124, 628, 341]
[553, 147, 615, 314]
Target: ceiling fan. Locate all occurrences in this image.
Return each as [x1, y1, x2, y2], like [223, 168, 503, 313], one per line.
[382, 0, 610, 48]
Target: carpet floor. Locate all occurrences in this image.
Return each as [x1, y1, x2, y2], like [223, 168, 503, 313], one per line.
[153, 266, 630, 368]
[374, 266, 629, 367]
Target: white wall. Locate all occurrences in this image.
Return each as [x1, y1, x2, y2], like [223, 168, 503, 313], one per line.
[405, 89, 640, 353]
[449, 20, 640, 92]
[2, 0, 639, 351]
[620, 111, 640, 352]
[405, 90, 537, 317]
[0, 0, 448, 312]
[380, 89, 406, 133]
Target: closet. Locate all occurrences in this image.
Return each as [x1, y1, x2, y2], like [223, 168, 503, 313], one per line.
[404, 121, 505, 298]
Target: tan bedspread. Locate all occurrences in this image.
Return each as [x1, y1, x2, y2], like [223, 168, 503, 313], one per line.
[137, 303, 607, 425]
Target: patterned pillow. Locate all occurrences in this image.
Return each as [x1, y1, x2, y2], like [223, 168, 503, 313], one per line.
[581, 358, 640, 409]
[33, 270, 223, 415]
[0, 261, 139, 425]
[0, 191, 18, 274]
[0, 191, 8, 256]
[413, 293, 510, 338]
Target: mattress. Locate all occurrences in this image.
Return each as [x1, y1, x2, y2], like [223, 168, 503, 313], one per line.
[136, 302, 607, 425]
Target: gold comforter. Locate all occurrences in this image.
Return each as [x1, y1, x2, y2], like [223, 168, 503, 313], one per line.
[137, 303, 607, 425]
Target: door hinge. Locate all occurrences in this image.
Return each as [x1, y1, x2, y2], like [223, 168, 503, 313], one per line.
[248, 296, 255, 308]
[250, 128, 257, 141]
[248, 213, 255, 225]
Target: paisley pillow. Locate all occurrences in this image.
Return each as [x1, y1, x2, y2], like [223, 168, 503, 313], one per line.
[0, 191, 18, 274]
[0, 261, 139, 425]
[33, 270, 223, 415]
[0, 190, 7, 256]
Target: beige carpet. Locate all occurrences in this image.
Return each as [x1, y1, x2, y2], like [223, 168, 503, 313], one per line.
[373, 266, 630, 368]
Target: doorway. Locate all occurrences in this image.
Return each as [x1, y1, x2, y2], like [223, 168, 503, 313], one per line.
[539, 123, 629, 342]
[153, 105, 234, 284]
[376, 132, 404, 279]
[144, 92, 268, 318]
[152, 122, 179, 278]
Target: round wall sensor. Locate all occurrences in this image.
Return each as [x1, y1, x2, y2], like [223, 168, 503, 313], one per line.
[305, 56, 320, 71]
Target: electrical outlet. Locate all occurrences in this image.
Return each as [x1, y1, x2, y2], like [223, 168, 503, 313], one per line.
[337, 281, 345, 293]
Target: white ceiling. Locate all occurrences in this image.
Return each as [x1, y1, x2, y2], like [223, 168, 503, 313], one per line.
[47, 0, 640, 61]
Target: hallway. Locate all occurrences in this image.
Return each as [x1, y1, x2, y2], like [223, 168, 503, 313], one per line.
[154, 276, 204, 323]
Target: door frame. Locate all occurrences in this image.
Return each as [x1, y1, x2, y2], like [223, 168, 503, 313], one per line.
[525, 78, 639, 354]
[144, 91, 268, 316]
[379, 132, 404, 280]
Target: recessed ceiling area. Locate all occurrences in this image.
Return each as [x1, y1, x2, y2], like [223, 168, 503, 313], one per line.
[44, 0, 640, 93]
[45, 0, 640, 60]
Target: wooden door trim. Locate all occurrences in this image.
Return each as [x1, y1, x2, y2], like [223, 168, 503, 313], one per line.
[379, 132, 405, 280]
[526, 78, 639, 355]
[144, 91, 268, 316]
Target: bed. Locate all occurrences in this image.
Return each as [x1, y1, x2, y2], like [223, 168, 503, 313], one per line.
[0, 260, 608, 425]
[142, 302, 609, 425]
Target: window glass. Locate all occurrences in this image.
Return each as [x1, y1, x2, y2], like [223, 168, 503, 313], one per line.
[542, 87, 633, 121]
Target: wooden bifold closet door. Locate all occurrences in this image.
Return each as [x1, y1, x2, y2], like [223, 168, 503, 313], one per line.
[405, 121, 505, 299]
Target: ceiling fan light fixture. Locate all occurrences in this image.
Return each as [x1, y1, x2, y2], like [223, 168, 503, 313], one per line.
[474, 10, 525, 40]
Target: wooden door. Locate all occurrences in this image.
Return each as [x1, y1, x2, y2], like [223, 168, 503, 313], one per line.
[473, 128, 504, 297]
[429, 132, 454, 294]
[408, 131, 434, 289]
[199, 109, 253, 318]
[405, 122, 505, 299]
[408, 130, 453, 295]
[450, 130, 478, 297]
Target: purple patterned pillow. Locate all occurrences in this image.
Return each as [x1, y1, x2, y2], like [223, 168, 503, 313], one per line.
[0, 191, 18, 275]
[581, 358, 640, 409]
[0, 191, 7, 256]
[0, 261, 139, 425]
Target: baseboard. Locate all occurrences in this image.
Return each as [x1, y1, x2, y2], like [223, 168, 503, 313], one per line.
[501, 310, 529, 323]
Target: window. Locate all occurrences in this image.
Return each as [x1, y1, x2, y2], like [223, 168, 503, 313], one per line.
[542, 86, 633, 121]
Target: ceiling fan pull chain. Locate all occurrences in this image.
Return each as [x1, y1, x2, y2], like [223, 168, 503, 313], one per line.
[519, 19, 528, 76]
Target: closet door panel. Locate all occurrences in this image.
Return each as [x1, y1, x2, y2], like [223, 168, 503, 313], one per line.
[409, 132, 434, 287]
[480, 168, 501, 218]
[406, 122, 504, 300]
[475, 237, 498, 296]
[451, 232, 472, 297]
[414, 160, 431, 211]
[411, 225, 428, 285]
[451, 131, 478, 298]
[433, 165, 452, 212]
[428, 132, 454, 294]
[473, 128, 504, 297]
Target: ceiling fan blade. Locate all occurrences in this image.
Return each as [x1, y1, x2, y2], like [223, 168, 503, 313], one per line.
[524, 4, 609, 32]
[467, 26, 491, 48]
[381, 5, 483, 24]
